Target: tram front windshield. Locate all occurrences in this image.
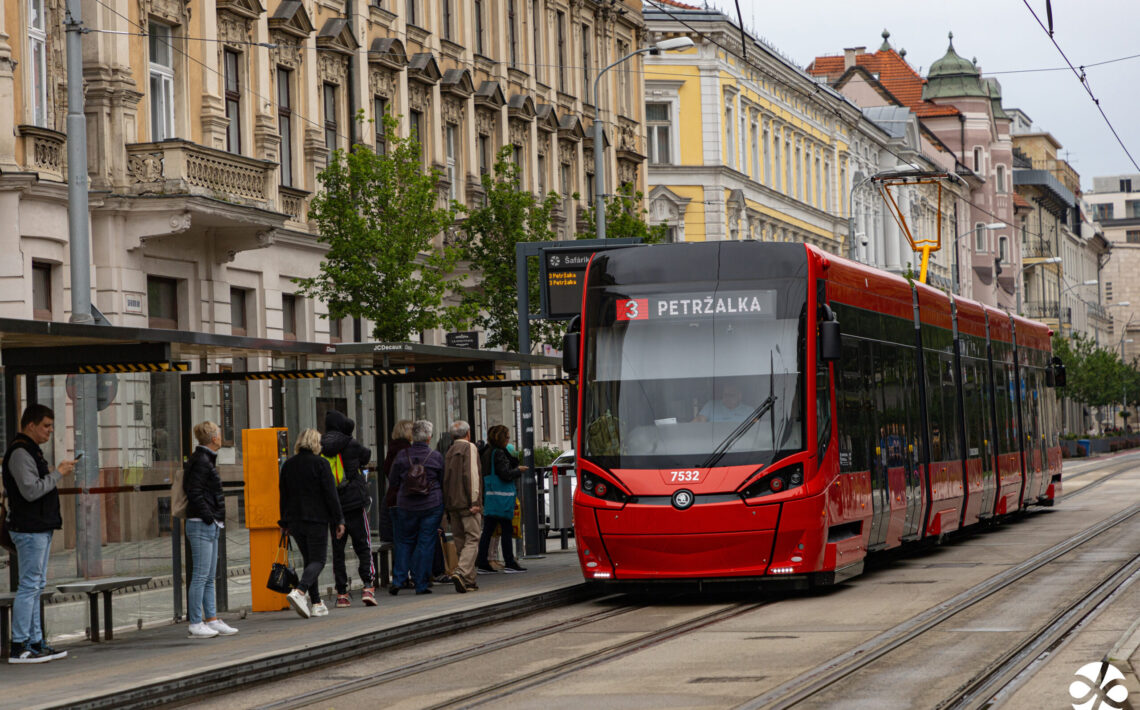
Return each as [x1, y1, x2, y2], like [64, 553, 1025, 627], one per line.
[583, 281, 806, 470]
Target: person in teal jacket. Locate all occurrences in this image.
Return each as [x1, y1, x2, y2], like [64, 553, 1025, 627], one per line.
[475, 425, 527, 573]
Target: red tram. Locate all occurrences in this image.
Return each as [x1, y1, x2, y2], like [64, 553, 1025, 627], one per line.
[561, 241, 1063, 588]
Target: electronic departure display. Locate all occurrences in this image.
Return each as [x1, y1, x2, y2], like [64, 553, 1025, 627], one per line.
[541, 248, 598, 320]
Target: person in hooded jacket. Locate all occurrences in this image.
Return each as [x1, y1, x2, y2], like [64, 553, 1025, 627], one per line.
[320, 410, 377, 608]
[380, 419, 412, 585]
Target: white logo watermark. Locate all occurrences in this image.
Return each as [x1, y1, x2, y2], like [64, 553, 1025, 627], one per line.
[1069, 662, 1128, 710]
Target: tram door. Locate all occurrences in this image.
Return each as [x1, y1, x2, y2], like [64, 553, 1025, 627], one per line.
[863, 340, 890, 550]
[836, 337, 888, 550]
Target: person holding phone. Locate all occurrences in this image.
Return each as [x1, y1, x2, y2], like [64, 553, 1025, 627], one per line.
[2, 405, 76, 663]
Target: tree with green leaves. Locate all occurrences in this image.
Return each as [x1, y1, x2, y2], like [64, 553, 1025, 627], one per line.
[450, 147, 562, 352]
[577, 181, 670, 243]
[296, 113, 459, 342]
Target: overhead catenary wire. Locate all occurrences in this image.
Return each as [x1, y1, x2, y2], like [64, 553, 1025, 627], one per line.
[1020, 0, 1140, 173]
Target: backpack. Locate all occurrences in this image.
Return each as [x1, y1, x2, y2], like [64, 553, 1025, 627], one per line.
[171, 457, 190, 519]
[403, 455, 430, 497]
[322, 453, 347, 488]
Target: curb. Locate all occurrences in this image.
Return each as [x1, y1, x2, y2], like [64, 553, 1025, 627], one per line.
[44, 582, 598, 710]
[1106, 617, 1140, 709]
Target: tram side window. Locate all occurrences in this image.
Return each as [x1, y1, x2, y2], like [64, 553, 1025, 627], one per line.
[836, 337, 866, 473]
[961, 360, 984, 461]
[924, 350, 946, 461]
[816, 356, 832, 461]
[944, 354, 962, 460]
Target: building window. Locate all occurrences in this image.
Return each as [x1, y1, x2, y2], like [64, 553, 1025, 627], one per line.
[750, 118, 759, 179]
[446, 124, 458, 200]
[537, 153, 546, 196]
[278, 68, 293, 186]
[996, 164, 1006, 193]
[999, 236, 1008, 261]
[556, 11, 567, 91]
[474, 0, 485, 54]
[646, 102, 671, 165]
[616, 40, 630, 115]
[1094, 203, 1114, 221]
[532, 0, 541, 82]
[282, 294, 297, 340]
[975, 222, 987, 252]
[772, 134, 781, 192]
[32, 262, 51, 321]
[224, 49, 242, 153]
[329, 316, 342, 343]
[28, 0, 49, 128]
[561, 162, 571, 197]
[230, 288, 248, 336]
[374, 96, 388, 155]
[1127, 200, 1140, 219]
[586, 172, 594, 205]
[147, 276, 179, 330]
[1127, 230, 1140, 244]
[478, 134, 491, 175]
[513, 144, 525, 184]
[1121, 178, 1132, 193]
[149, 21, 175, 141]
[409, 109, 424, 163]
[324, 83, 338, 162]
[508, 0, 518, 68]
[441, 0, 452, 40]
[763, 122, 771, 185]
[581, 24, 591, 101]
[406, 0, 417, 25]
[725, 100, 734, 169]
[973, 147, 982, 172]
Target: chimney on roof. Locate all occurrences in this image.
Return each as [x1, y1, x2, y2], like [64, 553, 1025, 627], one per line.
[843, 46, 866, 70]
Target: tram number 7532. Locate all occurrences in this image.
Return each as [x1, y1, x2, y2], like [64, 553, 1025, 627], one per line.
[670, 470, 701, 483]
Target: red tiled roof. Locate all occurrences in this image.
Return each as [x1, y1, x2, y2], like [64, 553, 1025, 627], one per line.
[1013, 193, 1033, 210]
[808, 48, 960, 119]
[650, 0, 701, 9]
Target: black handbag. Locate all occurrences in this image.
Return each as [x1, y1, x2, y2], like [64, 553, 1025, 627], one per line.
[267, 532, 299, 594]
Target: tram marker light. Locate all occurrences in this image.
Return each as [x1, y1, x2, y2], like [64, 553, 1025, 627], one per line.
[769, 477, 785, 492]
[595, 482, 609, 497]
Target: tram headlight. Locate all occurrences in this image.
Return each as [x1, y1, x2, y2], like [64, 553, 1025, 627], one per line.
[739, 463, 805, 501]
[580, 471, 629, 503]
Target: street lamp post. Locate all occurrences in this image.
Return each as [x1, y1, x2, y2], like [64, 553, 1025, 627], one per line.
[593, 36, 693, 240]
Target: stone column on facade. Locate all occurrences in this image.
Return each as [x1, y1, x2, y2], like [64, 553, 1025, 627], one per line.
[0, 12, 19, 172]
[200, 1, 230, 150]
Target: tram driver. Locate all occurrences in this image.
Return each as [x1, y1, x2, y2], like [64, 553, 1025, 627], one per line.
[693, 382, 754, 423]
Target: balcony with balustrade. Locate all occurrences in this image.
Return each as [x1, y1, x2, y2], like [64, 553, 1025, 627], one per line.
[125, 140, 278, 210]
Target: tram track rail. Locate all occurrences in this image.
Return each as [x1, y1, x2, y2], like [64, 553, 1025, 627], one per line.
[254, 600, 642, 710]
[938, 554, 1140, 709]
[262, 600, 766, 710]
[733, 502, 1140, 710]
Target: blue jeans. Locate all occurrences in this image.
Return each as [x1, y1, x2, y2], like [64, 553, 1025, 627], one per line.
[186, 520, 219, 624]
[10, 531, 52, 644]
[399, 507, 443, 592]
[390, 507, 409, 586]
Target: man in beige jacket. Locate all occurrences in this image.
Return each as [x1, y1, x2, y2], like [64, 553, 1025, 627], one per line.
[443, 421, 482, 592]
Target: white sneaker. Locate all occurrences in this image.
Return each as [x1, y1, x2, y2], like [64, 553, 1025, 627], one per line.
[187, 622, 219, 639]
[286, 588, 311, 619]
[207, 619, 239, 636]
[311, 601, 329, 617]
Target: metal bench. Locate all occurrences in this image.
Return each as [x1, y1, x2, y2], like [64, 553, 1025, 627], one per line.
[56, 576, 151, 642]
[0, 590, 54, 659]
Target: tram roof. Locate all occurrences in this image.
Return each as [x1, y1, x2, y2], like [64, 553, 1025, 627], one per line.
[0, 317, 559, 375]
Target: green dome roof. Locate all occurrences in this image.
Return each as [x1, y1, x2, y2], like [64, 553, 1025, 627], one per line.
[923, 32, 987, 100]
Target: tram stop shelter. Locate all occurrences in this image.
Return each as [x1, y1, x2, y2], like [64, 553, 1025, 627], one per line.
[0, 316, 565, 628]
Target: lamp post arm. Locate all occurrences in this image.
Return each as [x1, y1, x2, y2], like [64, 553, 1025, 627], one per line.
[593, 47, 652, 240]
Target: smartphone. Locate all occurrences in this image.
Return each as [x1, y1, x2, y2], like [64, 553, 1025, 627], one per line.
[74, 452, 84, 461]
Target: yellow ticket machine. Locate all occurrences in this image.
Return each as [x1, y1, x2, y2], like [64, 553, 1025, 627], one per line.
[243, 428, 289, 612]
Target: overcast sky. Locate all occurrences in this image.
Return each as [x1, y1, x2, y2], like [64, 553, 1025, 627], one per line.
[697, 0, 1140, 191]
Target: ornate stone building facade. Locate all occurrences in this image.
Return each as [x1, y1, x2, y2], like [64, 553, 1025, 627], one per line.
[0, 0, 647, 460]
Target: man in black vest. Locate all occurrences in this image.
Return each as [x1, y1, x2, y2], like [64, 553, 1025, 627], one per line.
[2, 404, 75, 664]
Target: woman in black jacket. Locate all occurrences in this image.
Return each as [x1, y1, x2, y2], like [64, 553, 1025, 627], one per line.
[279, 428, 345, 619]
[183, 421, 237, 638]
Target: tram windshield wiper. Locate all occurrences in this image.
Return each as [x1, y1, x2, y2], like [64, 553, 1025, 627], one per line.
[699, 393, 778, 471]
